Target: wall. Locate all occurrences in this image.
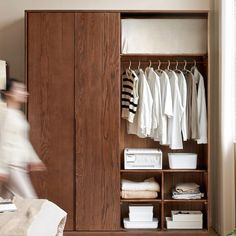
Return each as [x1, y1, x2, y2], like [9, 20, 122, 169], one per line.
[0, 0, 209, 81]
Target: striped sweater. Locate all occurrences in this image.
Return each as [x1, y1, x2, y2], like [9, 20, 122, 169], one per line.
[121, 69, 139, 123]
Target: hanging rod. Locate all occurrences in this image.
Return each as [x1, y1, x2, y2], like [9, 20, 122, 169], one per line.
[121, 61, 206, 64]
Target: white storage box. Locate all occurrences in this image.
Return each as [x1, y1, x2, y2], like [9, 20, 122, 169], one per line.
[166, 217, 203, 229]
[171, 211, 203, 222]
[129, 205, 153, 214]
[129, 212, 153, 222]
[123, 218, 158, 229]
[124, 148, 162, 169]
[168, 153, 197, 169]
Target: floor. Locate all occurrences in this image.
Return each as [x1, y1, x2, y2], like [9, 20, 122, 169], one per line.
[210, 228, 219, 236]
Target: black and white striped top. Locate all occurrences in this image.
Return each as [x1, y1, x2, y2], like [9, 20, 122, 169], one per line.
[121, 69, 139, 123]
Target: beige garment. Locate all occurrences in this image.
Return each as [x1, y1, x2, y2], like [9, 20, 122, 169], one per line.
[175, 183, 200, 193]
[185, 72, 199, 140]
[0, 197, 45, 236]
[121, 190, 158, 199]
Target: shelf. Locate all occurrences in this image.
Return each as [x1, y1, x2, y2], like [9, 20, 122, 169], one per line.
[120, 53, 208, 57]
[120, 169, 207, 173]
[120, 199, 162, 203]
[121, 170, 163, 173]
[119, 228, 209, 235]
[163, 199, 208, 203]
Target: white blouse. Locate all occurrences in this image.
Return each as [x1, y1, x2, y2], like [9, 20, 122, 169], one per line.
[0, 107, 41, 176]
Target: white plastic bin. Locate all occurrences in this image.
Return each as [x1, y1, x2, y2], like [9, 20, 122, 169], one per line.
[168, 153, 197, 169]
[123, 218, 158, 229]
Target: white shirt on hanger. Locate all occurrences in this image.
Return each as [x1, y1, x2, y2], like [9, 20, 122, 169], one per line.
[145, 67, 162, 141]
[128, 69, 153, 138]
[156, 70, 173, 145]
[176, 71, 187, 141]
[192, 67, 208, 144]
[166, 70, 184, 149]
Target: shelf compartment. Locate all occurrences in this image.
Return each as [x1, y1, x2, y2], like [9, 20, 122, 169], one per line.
[163, 202, 208, 231]
[121, 172, 162, 201]
[121, 202, 162, 230]
[163, 172, 208, 201]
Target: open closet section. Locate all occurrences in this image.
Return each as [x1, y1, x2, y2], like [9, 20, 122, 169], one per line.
[119, 11, 210, 234]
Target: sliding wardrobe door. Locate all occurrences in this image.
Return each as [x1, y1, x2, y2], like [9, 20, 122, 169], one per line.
[26, 13, 75, 230]
[75, 13, 120, 230]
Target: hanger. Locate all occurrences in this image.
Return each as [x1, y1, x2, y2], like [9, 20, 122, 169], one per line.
[166, 60, 173, 72]
[191, 59, 197, 73]
[138, 60, 141, 70]
[182, 60, 192, 74]
[128, 60, 132, 70]
[174, 60, 182, 73]
[155, 60, 164, 73]
[149, 60, 152, 68]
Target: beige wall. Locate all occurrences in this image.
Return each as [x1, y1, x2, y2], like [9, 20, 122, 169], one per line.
[0, 0, 209, 81]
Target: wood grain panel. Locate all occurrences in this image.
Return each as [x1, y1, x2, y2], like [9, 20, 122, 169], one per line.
[27, 12, 75, 230]
[75, 13, 120, 230]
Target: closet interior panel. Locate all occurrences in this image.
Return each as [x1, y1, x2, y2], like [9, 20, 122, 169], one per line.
[26, 12, 75, 230]
[75, 12, 121, 230]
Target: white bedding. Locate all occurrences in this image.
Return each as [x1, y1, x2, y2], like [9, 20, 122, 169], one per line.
[28, 200, 67, 236]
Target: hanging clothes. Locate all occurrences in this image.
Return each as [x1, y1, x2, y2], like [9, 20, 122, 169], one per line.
[185, 71, 199, 140]
[156, 70, 173, 145]
[121, 69, 139, 123]
[128, 69, 153, 138]
[176, 71, 187, 141]
[145, 67, 162, 141]
[191, 67, 208, 144]
[166, 70, 184, 149]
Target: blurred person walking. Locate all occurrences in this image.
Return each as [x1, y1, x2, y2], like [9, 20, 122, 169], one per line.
[0, 78, 45, 198]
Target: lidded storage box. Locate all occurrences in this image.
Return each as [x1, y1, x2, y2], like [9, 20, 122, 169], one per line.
[124, 148, 162, 169]
[168, 153, 197, 169]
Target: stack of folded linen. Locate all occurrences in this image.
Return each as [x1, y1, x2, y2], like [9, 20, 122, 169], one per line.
[172, 183, 204, 200]
[121, 177, 160, 199]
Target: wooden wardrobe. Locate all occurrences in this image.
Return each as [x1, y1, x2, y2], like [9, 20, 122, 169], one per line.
[25, 10, 210, 236]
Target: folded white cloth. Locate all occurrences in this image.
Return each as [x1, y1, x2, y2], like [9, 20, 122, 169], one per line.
[172, 192, 204, 200]
[175, 183, 200, 193]
[121, 190, 158, 199]
[121, 178, 160, 192]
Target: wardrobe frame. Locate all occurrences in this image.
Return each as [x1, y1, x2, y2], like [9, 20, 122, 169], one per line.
[25, 9, 211, 236]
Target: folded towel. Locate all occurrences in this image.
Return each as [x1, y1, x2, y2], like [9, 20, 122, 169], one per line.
[172, 192, 204, 200]
[121, 190, 158, 199]
[0, 60, 6, 90]
[175, 183, 200, 193]
[121, 178, 160, 192]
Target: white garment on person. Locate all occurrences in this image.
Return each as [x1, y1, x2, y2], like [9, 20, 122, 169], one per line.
[156, 70, 173, 145]
[5, 166, 37, 198]
[192, 67, 208, 144]
[176, 71, 187, 141]
[128, 69, 153, 138]
[166, 70, 184, 149]
[0, 107, 42, 176]
[145, 67, 162, 141]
